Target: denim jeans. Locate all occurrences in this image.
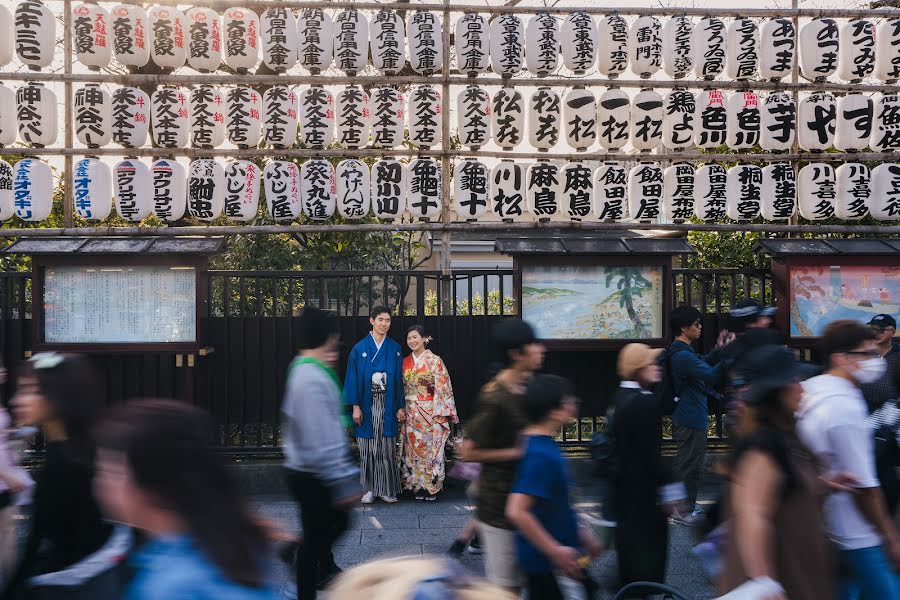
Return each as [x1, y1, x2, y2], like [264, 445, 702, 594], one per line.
[839, 545, 900, 600]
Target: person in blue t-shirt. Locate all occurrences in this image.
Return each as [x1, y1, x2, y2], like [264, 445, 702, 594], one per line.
[506, 374, 602, 600]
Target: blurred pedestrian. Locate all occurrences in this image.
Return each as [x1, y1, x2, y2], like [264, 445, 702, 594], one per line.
[0, 401, 32, 586]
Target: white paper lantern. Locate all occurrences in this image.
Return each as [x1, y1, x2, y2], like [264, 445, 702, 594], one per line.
[407, 158, 441, 220]
[0, 160, 14, 221]
[663, 16, 693, 79]
[264, 160, 301, 222]
[561, 12, 596, 74]
[226, 86, 262, 148]
[761, 163, 796, 221]
[694, 89, 728, 149]
[759, 18, 796, 80]
[835, 163, 870, 220]
[597, 15, 629, 77]
[760, 92, 796, 152]
[298, 87, 334, 149]
[563, 88, 597, 150]
[663, 90, 696, 150]
[491, 88, 525, 149]
[223, 159, 260, 222]
[630, 16, 662, 77]
[334, 9, 368, 75]
[73, 3, 111, 69]
[185, 7, 222, 72]
[693, 17, 726, 79]
[407, 10, 441, 75]
[371, 9, 405, 75]
[455, 13, 489, 76]
[628, 164, 663, 222]
[151, 87, 189, 148]
[74, 85, 111, 147]
[113, 159, 152, 222]
[561, 162, 594, 220]
[371, 159, 406, 220]
[151, 159, 186, 222]
[491, 162, 527, 220]
[694, 163, 728, 221]
[0, 5, 14, 67]
[835, 94, 872, 152]
[523, 14, 557, 77]
[726, 91, 760, 150]
[869, 163, 900, 221]
[875, 19, 900, 82]
[189, 86, 225, 149]
[298, 8, 333, 73]
[799, 18, 839, 81]
[187, 159, 225, 221]
[526, 162, 560, 220]
[453, 160, 489, 220]
[371, 87, 404, 149]
[838, 20, 875, 82]
[261, 8, 297, 72]
[334, 86, 369, 149]
[597, 89, 631, 150]
[458, 86, 491, 148]
[0, 85, 16, 146]
[490, 14, 524, 77]
[16, 84, 57, 147]
[222, 7, 259, 71]
[871, 94, 900, 152]
[73, 158, 112, 221]
[726, 18, 758, 81]
[631, 90, 663, 152]
[111, 86, 150, 148]
[528, 88, 561, 150]
[15, 1, 55, 69]
[263, 86, 298, 148]
[725, 164, 762, 221]
[408, 86, 441, 149]
[593, 164, 628, 221]
[798, 163, 836, 220]
[798, 93, 836, 151]
[336, 159, 370, 220]
[663, 163, 695, 221]
[13, 158, 53, 221]
[149, 5, 186, 69]
[110, 4, 149, 67]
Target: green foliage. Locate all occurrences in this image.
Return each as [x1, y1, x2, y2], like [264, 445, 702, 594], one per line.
[415, 289, 516, 316]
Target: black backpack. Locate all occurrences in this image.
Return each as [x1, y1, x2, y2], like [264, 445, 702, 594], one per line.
[656, 345, 686, 416]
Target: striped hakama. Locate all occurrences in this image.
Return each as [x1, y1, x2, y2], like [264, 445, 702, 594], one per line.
[358, 384, 401, 497]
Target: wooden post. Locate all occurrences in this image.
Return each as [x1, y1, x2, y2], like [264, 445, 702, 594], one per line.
[63, 0, 74, 228]
[439, 0, 453, 314]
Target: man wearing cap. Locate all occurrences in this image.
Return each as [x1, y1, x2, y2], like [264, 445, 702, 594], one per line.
[862, 314, 899, 406]
[722, 298, 782, 390]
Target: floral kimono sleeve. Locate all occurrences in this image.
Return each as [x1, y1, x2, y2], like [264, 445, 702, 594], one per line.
[431, 355, 457, 419]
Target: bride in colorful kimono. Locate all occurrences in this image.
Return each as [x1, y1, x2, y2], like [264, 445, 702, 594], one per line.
[401, 325, 459, 501]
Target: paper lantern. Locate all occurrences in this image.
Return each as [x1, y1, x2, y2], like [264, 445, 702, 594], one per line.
[73, 3, 111, 69]
[453, 160, 489, 220]
[335, 86, 369, 149]
[297, 8, 333, 73]
[875, 19, 900, 82]
[760, 92, 796, 152]
[631, 90, 663, 152]
[663, 15, 693, 79]
[597, 14, 629, 77]
[693, 17, 726, 79]
[407, 158, 441, 220]
[597, 89, 630, 150]
[371, 159, 406, 220]
[336, 159, 370, 220]
[761, 164, 796, 221]
[73, 158, 112, 221]
[189, 86, 225, 149]
[149, 6, 186, 69]
[263, 160, 301, 222]
[528, 88, 561, 150]
[113, 159, 152, 222]
[838, 20, 875, 82]
[0, 5, 14, 67]
[261, 8, 297, 72]
[0, 160, 14, 221]
[185, 7, 221, 72]
[525, 162, 560, 220]
[563, 88, 597, 150]
[187, 159, 225, 221]
[223, 160, 260, 222]
[151, 159, 186, 222]
[16, 84, 57, 147]
[408, 86, 441, 149]
[263, 86, 298, 148]
[725, 164, 762, 221]
[13, 158, 53, 221]
[222, 7, 259, 71]
[111, 86, 150, 148]
[226, 86, 262, 148]
[628, 164, 663, 222]
[0, 85, 16, 146]
[798, 93, 836, 151]
[561, 12, 596, 74]
[334, 9, 368, 75]
[491, 163, 527, 220]
[491, 87, 524, 149]
[490, 14, 524, 77]
[759, 18, 796, 80]
[407, 11, 441, 75]
[726, 91, 760, 150]
[371, 9, 405, 75]
[455, 13, 488, 76]
[151, 87, 189, 148]
[457, 86, 490, 148]
[799, 18, 839, 81]
[371, 87, 404, 149]
[835, 94, 872, 152]
[871, 94, 900, 152]
[110, 4, 149, 67]
[663, 163, 694, 221]
[593, 164, 628, 221]
[15, 1, 55, 69]
[869, 163, 900, 221]
[694, 89, 727, 149]
[630, 16, 662, 77]
[835, 163, 870, 220]
[524, 13, 558, 76]
[298, 87, 334, 149]
[798, 163, 836, 220]
[663, 90, 696, 150]
[561, 162, 594, 220]
[74, 85, 111, 147]
[726, 18, 758, 80]
[693, 164, 728, 221]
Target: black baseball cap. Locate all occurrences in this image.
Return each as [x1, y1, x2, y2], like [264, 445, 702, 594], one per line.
[868, 314, 897, 330]
[730, 298, 777, 320]
[739, 345, 818, 404]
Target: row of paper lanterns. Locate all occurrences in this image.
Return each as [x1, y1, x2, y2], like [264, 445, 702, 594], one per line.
[3, 157, 899, 224]
[5, 2, 900, 83]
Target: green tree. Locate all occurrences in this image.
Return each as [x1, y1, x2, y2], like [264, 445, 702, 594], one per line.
[605, 267, 651, 335]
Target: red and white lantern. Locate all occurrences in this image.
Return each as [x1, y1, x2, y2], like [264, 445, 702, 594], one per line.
[149, 5, 186, 69]
[760, 92, 795, 152]
[151, 158, 187, 222]
[300, 159, 336, 221]
[187, 158, 225, 221]
[226, 86, 263, 148]
[336, 159, 371, 220]
[151, 87, 189, 148]
[110, 4, 150, 68]
[13, 158, 54, 221]
[694, 89, 727, 149]
[726, 91, 760, 150]
[457, 86, 491, 148]
[263, 86, 298, 148]
[223, 159, 260, 222]
[264, 160, 301, 222]
[185, 7, 221, 72]
[73, 157, 112, 221]
[113, 159, 152, 222]
[189, 86, 225, 148]
[371, 87, 404, 149]
[336, 86, 370, 149]
[298, 87, 334, 149]
[73, 3, 112, 69]
[111, 86, 150, 148]
[223, 7, 259, 71]
[408, 86, 441, 149]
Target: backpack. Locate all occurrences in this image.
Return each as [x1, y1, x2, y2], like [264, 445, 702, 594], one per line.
[590, 409, 616, 479]
[656, 346, 686, 416]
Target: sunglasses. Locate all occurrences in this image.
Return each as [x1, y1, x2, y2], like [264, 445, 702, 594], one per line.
[845, 350, 881, 358]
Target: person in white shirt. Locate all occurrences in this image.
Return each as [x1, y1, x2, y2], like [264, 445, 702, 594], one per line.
[797, 320, 900, 600]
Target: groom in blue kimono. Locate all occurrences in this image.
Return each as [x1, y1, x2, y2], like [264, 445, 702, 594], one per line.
[344, 305, 405, 504]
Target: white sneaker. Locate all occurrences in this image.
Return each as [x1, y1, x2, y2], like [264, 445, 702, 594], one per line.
[361, 491, 374, 504]
[379, 495, 398, 503]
